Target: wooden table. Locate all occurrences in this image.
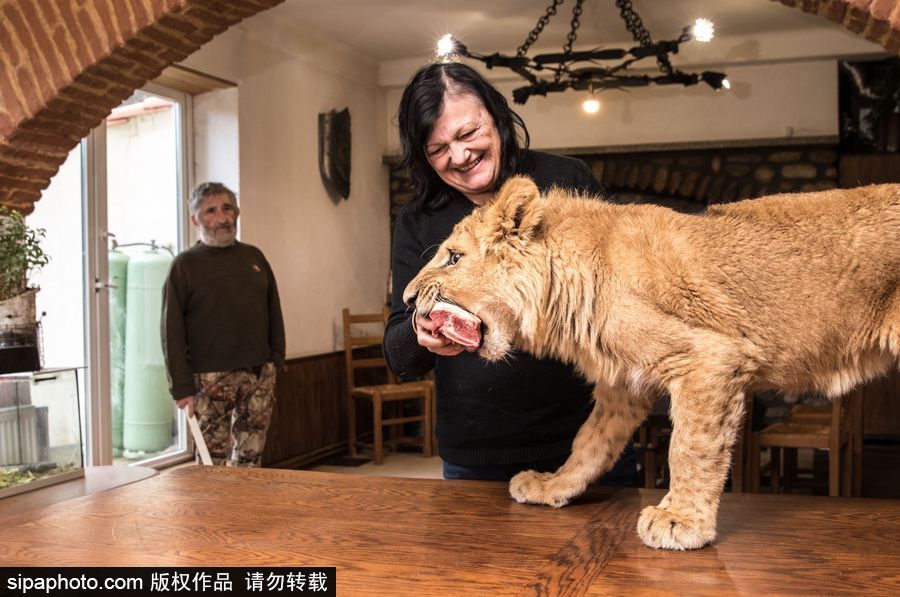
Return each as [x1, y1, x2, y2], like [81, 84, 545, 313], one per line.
[1, 467, 898, 595]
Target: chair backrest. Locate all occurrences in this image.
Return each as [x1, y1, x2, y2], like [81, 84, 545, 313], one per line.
[342, 307, 397, 394]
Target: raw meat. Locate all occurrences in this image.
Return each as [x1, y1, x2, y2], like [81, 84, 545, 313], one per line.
[429, 301, 481, 350]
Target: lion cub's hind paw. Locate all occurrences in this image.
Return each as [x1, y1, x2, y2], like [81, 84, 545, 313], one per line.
[637, 505, 716, 550]
[509, 470, 575, 508]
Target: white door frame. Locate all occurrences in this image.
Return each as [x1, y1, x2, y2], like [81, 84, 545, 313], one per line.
[83, 84, 194, 468]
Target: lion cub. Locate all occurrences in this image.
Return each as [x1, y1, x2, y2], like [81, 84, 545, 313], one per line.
[404, 176, 900, 550]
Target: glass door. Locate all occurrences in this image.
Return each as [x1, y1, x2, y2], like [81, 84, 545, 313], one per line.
[32, 83, 192, 468]
[100, 84, 191, 467]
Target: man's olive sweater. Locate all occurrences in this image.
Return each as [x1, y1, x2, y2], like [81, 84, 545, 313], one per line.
[162, 241, 285, 400]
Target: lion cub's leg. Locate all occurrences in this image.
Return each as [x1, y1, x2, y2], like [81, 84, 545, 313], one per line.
[509, 382, 651, 508]
[637, 377, 746, 550]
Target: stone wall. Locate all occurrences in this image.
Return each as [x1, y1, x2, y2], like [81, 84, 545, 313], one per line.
[580, 143, 838, 211]
[388, 141, 840, 223]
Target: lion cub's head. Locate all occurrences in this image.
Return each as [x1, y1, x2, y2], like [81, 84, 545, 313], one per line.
[403, 176, 547, 360]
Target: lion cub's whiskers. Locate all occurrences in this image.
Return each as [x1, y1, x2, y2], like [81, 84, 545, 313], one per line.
[419, 244, 441, 260]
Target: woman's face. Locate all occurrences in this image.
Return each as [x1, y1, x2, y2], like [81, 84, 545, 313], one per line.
[425, 92, 502, 205]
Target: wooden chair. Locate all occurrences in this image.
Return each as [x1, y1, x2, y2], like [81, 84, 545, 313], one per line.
[343, 307, 434, 465]
[634, 411, 747, 492]
[749, 391, 863, 496]
[632, 394, 774, 494]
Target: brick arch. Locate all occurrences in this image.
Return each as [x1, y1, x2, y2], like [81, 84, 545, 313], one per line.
[0, 0, 282, 214]
[775, 0, 900, 53]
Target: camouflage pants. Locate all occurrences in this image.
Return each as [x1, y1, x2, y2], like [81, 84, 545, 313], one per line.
[193, 362, 276, 467]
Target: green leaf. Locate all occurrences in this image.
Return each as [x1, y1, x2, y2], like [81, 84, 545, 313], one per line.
[0, 206, 50, 302]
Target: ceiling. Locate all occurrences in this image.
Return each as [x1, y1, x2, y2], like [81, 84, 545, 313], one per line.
[273, 0, 837, 62]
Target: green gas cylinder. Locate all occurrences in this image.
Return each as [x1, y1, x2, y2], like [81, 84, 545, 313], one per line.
[108, 247, 130, 457]
[122, 246, 173, 454]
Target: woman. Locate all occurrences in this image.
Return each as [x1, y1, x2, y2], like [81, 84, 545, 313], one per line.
[383, 62, 636, 483]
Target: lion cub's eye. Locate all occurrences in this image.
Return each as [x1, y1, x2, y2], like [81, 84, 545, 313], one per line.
[446, 252, 463, 267]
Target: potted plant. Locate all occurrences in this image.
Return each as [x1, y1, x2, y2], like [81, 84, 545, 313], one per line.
[0, 206, 49, 374]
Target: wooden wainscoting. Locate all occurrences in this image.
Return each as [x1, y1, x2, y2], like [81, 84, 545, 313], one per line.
[261, 352, 346, 469]
[261, 348, 389, 469]
[860, 370, 900, 440]
[839, 153, 900, 187]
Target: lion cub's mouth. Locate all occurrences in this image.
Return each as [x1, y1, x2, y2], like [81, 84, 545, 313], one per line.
[428, 301, 483, 351]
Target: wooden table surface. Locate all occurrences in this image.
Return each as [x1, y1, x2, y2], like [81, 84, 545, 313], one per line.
[1, 466, 898, 595]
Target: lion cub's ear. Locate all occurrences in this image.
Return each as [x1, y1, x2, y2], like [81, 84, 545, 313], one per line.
[487, 175, 543, 244]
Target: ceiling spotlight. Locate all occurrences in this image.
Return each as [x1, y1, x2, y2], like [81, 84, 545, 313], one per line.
[582, 97, 600, 114]
[692, 18, 715, 43]
[701, 71, 730, 90]
[436, 34, 457, 60]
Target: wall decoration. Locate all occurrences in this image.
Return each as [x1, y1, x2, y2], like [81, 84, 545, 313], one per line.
[318, 108, 351, 200]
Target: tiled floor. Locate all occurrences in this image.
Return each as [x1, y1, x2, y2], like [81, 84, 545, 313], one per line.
[309, 453, 443, 479]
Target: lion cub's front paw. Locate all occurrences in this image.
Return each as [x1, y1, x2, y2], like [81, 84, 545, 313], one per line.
[509, 470, 579, 508]
[636, 505, 716, 550]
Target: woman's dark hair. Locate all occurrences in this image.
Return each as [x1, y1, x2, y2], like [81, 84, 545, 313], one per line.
[397, 62, 530, 209]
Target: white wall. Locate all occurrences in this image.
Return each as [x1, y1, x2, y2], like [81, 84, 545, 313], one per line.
[182, 11, 390, 359]
[30, 147, 85, 370]
[193, 87, 240, 193]
[383, 59, 842, 151]
[379, 24, 886, 153]
[517, 60, 839, 149]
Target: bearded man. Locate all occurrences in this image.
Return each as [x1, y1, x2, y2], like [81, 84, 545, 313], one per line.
[162, 181, 285, 466]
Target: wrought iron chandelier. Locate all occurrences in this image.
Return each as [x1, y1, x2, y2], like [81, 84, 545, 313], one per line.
[436, 0, 729, 106]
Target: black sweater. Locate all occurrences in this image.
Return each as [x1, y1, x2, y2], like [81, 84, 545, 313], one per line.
[162, 241, 285, 400]
[384, 150, 605, 465]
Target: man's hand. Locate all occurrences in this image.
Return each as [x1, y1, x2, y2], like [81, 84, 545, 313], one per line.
[413, 312, 465, 357]
[176, 395, 195, 419]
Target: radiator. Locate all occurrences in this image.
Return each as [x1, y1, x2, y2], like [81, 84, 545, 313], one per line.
[0, 404, 49, 465]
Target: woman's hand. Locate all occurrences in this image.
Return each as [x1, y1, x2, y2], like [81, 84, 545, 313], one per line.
[413, 312, 465, 357]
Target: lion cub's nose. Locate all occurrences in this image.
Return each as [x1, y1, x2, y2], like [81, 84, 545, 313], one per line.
[403, 290, 418, 308]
